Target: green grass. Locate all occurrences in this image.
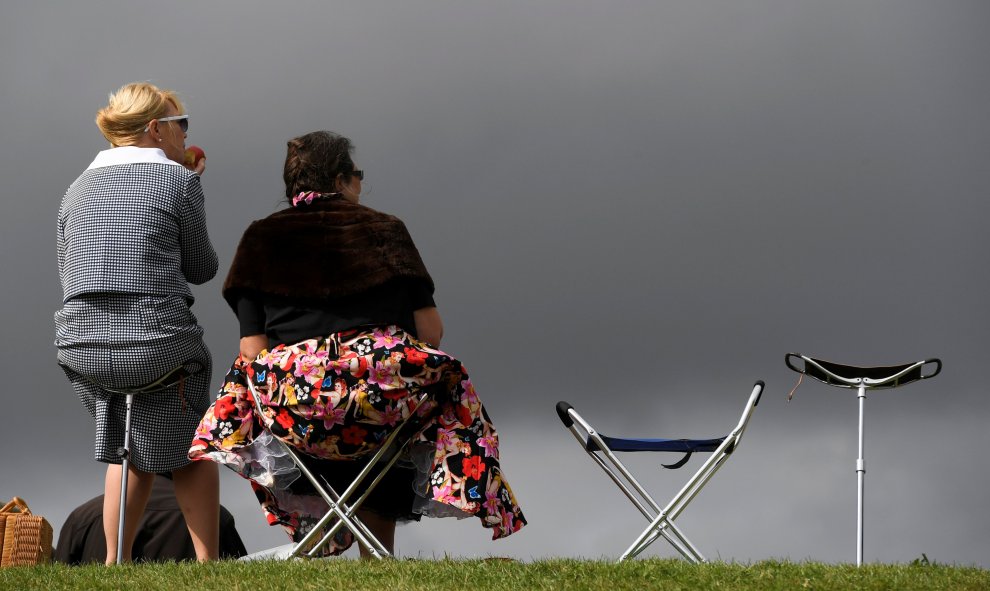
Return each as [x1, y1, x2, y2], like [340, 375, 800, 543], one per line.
[2, 559, 988, 591]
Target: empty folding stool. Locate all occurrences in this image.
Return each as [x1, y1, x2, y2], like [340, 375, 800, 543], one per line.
[556, 380, 764, 563]
[784, 353, 941, 566]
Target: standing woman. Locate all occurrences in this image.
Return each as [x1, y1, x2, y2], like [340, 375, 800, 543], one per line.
[55, 82, 220, 563]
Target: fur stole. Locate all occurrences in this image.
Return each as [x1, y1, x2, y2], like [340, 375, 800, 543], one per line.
[222, 197, 433, 310]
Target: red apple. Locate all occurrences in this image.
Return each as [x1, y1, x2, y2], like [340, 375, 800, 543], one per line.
[184, 145, 205, 167]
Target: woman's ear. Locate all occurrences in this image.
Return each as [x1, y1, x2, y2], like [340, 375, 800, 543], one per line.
[146, 119, 163, 143]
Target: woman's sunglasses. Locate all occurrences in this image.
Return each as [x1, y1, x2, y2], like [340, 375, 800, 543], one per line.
[144, 114, 189, 133]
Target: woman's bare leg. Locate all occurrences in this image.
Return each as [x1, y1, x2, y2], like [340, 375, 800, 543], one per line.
[103, 464, 155, 565]
[172, 460, 219, 561]
[356, 509, 396, 559]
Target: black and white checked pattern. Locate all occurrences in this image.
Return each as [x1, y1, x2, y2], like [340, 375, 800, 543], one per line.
[55, 158, 218, 472]
[56, 295, 214, 472]
[57, 163, 218, 304]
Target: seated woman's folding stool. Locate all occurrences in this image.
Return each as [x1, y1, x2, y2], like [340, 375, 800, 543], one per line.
[244, 377, 429, 560]
[59, 359, 204, 565]
[556, 381, 764, 563]
[784, 353, 941, 566]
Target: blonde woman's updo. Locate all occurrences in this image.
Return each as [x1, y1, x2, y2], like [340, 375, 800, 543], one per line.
[95, 82, 184, 146]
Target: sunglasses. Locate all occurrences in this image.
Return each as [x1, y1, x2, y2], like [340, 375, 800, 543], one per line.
[144, 114, 189, 134]
[351, 169, 364, 181]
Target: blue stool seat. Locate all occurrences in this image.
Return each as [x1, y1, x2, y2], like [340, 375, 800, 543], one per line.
[594, 436, 725, 453]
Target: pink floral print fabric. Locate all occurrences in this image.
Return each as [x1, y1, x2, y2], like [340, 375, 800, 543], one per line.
[189, 326, 526, 555]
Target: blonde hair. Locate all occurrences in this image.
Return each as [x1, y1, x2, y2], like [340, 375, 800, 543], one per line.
[95, 82, 185, 146]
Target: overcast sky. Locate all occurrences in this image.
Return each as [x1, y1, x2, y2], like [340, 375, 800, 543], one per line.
[2, 1, 987, 566]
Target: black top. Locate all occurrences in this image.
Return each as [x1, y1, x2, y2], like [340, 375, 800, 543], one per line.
[236, 276, 436, 347]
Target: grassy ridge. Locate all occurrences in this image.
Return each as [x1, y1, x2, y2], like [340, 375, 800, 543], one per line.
[2, 559, 988, 591]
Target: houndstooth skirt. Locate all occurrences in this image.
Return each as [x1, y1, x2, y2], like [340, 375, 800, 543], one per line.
[55, 294, 212, 472]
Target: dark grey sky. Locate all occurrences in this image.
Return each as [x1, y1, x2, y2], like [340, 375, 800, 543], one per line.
[2, 1, 987, 564]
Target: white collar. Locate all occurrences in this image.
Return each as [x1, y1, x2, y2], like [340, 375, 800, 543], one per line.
[86, 146, 182, 170]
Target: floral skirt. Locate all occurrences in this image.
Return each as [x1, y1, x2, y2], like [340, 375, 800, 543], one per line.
[189, 326, 526, 555]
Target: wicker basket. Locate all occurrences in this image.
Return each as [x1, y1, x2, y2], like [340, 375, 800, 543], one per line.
[0, 497, 53, 567]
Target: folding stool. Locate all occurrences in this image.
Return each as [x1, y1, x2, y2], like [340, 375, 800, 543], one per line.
[556, 381, 764, 563]
[784, 353, 941, 566]
[244, 377, 430, 560]
[60, 359, 204, 565]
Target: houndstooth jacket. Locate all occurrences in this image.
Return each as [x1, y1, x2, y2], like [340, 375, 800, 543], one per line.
[57, 146, 218, 304]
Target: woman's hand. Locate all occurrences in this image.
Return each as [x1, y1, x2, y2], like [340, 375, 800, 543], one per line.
[239, 334, 267, 362]
[413, 307, 444, 347]
[184, 156, 206, 176]
[184, 146, 207, 175]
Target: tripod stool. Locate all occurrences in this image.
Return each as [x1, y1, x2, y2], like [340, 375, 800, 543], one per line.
[785, 353, 941, 565]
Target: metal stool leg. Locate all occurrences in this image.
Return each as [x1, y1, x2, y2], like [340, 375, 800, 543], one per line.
[116, 393, 134, 565]
[856, 385, 866, 567]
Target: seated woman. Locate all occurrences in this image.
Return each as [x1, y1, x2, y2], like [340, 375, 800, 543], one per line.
[57, 81, 219, 564]
[189, 131, 526, 557]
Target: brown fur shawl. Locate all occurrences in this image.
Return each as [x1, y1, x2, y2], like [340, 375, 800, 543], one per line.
[222, 197, 434, 311]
